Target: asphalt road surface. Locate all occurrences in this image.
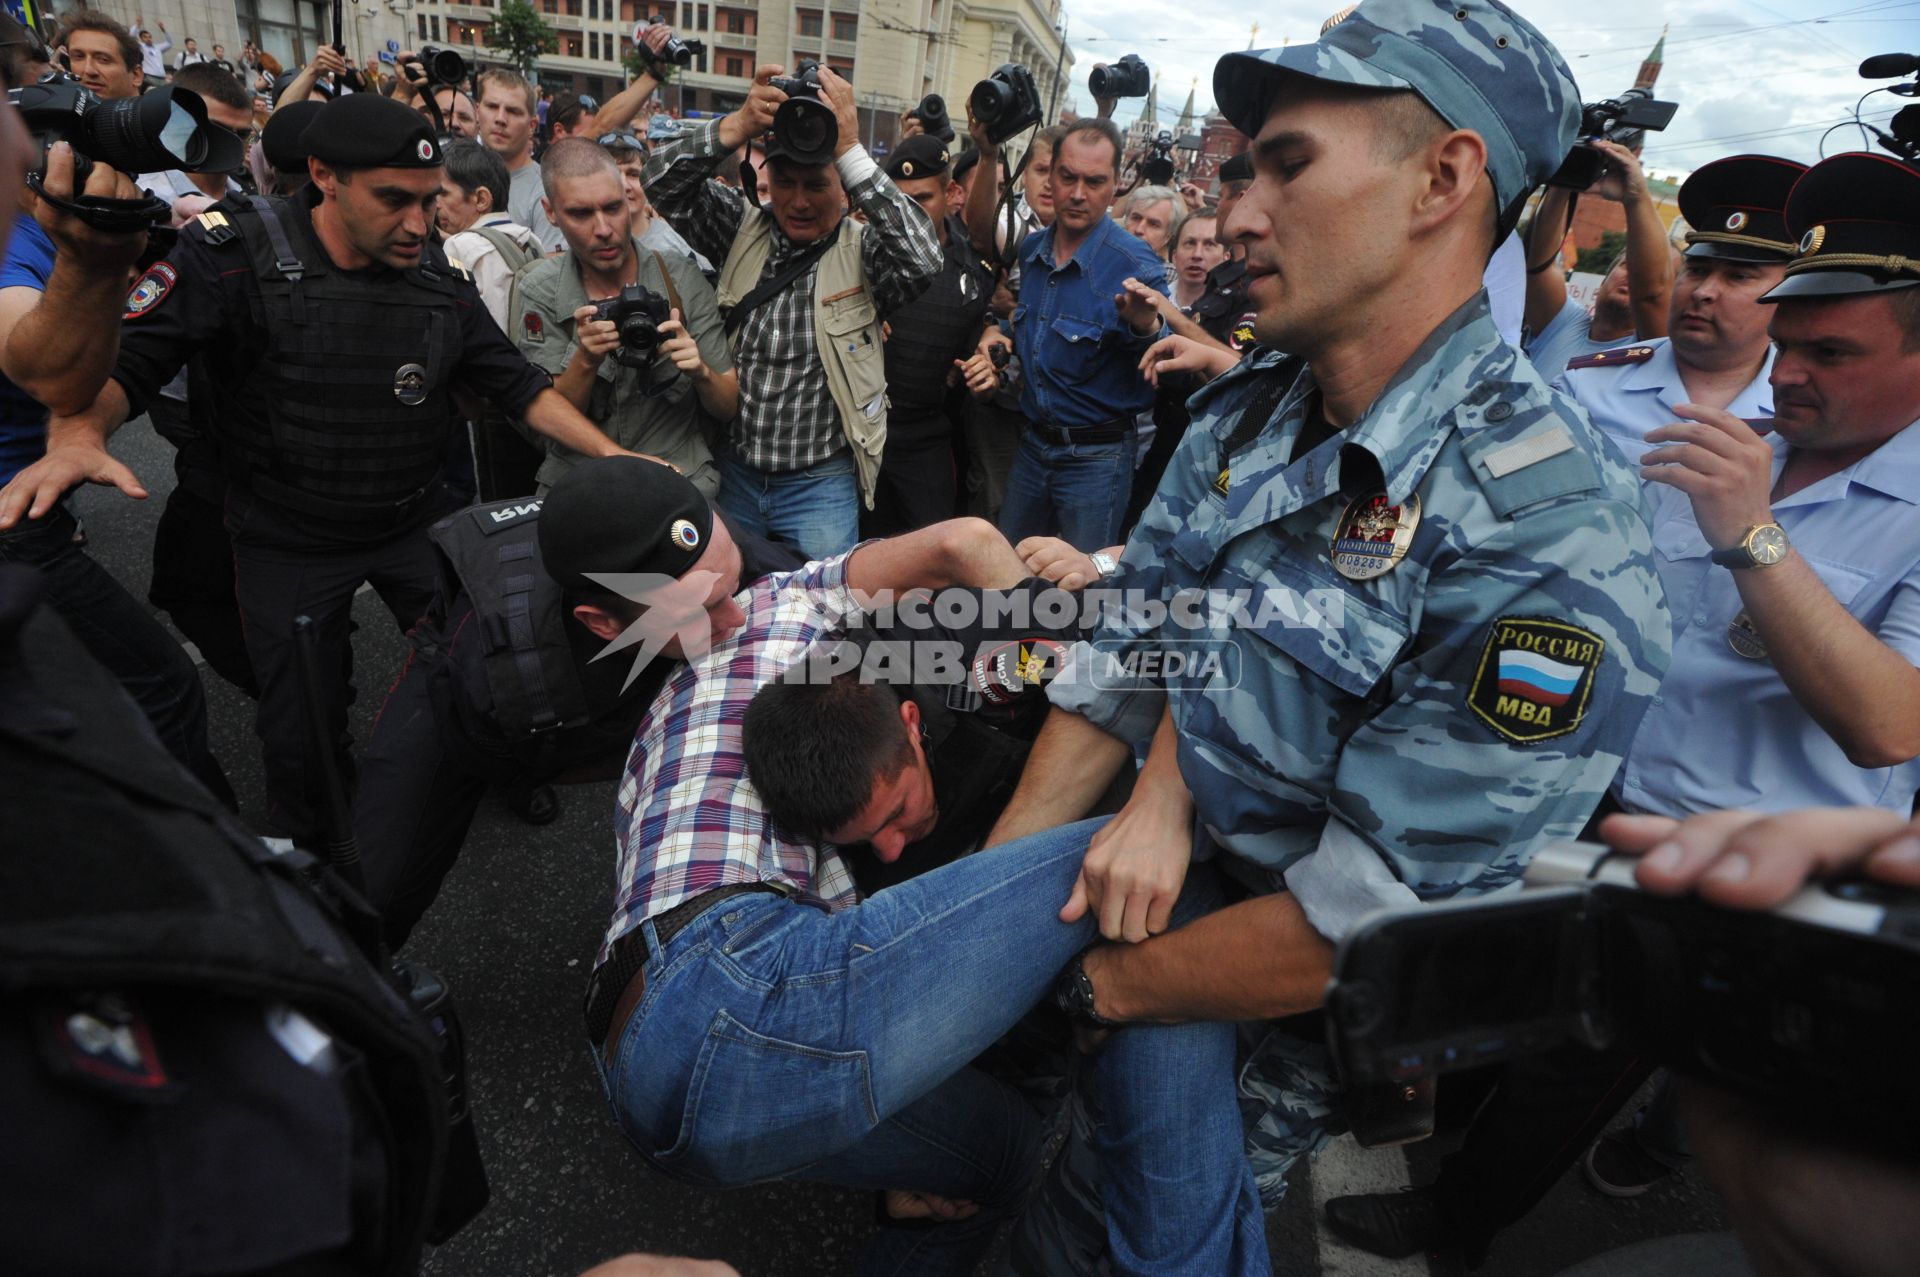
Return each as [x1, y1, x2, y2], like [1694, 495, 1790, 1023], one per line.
[68, 415, 1734, 1276]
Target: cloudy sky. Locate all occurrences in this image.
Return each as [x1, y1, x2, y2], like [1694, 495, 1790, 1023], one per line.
[1055, 0, 1919, 179]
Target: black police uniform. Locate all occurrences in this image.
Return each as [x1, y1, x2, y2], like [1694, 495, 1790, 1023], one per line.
[0, 562, 477, 1272]
[111, 97, 552, 844]
[872, 136, 994, 535]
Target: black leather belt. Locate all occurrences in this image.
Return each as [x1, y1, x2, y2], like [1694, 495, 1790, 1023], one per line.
[582, 881, 786, 1047]
[1026, 417, 1134, 447]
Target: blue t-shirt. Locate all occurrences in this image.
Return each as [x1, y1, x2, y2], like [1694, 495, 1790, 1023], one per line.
[0, 217, 57, 486]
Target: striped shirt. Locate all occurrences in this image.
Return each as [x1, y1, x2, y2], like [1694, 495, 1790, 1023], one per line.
[599, 552, 864, 969]
[643, 120, 944, 473]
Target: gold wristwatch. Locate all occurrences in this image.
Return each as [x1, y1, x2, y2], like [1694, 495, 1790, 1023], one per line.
[1710, 522, 1789, 570]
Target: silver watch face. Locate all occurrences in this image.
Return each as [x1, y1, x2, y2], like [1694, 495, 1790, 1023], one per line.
[1091, 552, 1118, 577]
[1748, 524, 1788, 566]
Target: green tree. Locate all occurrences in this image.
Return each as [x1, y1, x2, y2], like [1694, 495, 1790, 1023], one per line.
[490, 0, 555, 76]
[1574, 229, 1627, 276]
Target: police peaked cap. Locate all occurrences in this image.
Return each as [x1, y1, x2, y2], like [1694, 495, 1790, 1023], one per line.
[1679, 154, 1806, 263]
[300, 94, 445, 169]
[1217, 151, 1253, 185]
[539, 456, 715, 594]
[1762, 151, 1920, 301]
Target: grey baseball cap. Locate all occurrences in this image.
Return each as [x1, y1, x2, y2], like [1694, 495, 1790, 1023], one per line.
[1214, 0, 1581, 224]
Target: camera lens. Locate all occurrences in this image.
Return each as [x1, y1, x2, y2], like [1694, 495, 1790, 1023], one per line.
[969, 79, 1011, 125]
[771, 96, 837, 165]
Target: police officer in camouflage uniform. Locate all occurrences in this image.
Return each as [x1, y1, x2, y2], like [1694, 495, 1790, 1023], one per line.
[982, 2, 1672, 1269]
[2, 95, 629, 847]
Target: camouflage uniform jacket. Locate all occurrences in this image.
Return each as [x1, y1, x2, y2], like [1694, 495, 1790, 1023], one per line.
[1047, 291, 1671, 1199]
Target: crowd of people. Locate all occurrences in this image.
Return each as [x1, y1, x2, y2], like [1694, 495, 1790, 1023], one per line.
[2, 0, 1919, 1273]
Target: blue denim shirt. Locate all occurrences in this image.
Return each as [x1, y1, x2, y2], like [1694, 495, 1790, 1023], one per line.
[1012, 216, 1168, 429]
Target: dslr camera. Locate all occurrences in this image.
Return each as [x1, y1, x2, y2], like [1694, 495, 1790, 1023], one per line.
[1139, 129, 1176, 186]
[1090, 53, 1151, 101]
[8, 71, 243, 230]
[590, 283, 673, 369]
[1546, 87, 1679, 190]
[908, 92, 954, 143]
[409, 44, 469, 87]
[1325, 840, 1920, 1148]
[969, 63, 1042, 146]
[768, 60, 838, 166]
[638, 16, 706, 72]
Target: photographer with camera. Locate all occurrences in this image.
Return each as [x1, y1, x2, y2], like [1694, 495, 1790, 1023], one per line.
[641, 60, 942, 557]
[0, 17, 232, 805]
[984, 3, 1671, 1270]
[514, 138, 732, 495]
[1522, 137, 1674, 379]
[385, 48, 479, 141]
[0, 95, 633, 851]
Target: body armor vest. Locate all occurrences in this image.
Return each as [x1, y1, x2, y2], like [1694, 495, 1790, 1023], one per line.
[222, 196, 465, 518]
[883, 222, 992, 418]
[1191, 257, 1252, 348]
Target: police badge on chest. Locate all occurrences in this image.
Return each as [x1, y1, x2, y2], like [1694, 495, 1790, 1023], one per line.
[393, 363, 428, 406]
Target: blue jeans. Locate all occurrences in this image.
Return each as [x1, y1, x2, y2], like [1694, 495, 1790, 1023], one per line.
[0, 501, 232, 806]
[998, 427, 1135, 551]
[716, 452, 860, 562]
[594, 820, 1265, 1277]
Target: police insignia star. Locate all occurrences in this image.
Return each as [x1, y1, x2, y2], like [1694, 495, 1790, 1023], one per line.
[123, 263, 177, 320]
[1468, 618, 1604, 743]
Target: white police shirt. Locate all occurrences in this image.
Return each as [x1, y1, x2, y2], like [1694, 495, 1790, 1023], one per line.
[1616, 416, 1920, 817]
[1552, 337, 1775, 467]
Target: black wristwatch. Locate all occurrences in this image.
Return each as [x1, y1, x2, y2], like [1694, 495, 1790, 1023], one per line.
[1053, 949, 1121, 1030]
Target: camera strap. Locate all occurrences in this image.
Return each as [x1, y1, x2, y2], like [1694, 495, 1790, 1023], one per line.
[25, 171, 170, 236]
[647, 250, 684, 316]
[722, 219, 841, 338]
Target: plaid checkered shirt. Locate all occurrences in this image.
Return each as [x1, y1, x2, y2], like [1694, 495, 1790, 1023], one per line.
[643, 119, 944, 474]
[598, 552, 864, 971]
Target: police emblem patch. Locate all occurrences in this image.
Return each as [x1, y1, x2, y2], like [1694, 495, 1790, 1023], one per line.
[393, 362, 428, 406]
[1724, 210, 1749, 231]
[1727, 609, 1768, 660]
[1799, 226, 1825, 255]
[523, 311, 544, 341]
[123, 263, 177, 319]
[1229, 313, 1257, 352]
[669, 517, 700, 550]
[1468, 617, 1604, 743]
[972, 637, 1063, 706]
[1330, 491, 1420, 580]
[417, 138, 435, 162]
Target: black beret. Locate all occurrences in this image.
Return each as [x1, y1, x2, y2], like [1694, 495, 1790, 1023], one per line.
[885, 133, 950, 182]
[1763, 151, 1920, 302]
[261, 100, 324, 173]
[950, 146, 981, 183]
[300, 94, 444, 169]
[1217, 151, 1253, 185]
[539, 456, 714, 594]
[1680, 154, 1807, 264]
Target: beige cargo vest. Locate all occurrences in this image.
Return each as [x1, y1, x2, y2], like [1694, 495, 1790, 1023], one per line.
[715, 212, 888, 507]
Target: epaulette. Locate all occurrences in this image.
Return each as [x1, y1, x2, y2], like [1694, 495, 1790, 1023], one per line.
[190, 210, 239, 246]
[1563, 344, 1657, 371]
[444, 255, 472, 281]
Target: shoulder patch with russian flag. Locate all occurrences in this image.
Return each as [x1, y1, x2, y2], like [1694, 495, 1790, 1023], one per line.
[1468, 617, 1604, 744]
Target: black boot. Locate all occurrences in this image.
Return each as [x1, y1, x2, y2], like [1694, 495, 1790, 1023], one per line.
[1324, 1187, 1447, 1260]
[503, 781, 561, 826]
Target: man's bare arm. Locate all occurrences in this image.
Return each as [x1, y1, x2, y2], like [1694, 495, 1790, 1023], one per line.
[846, 517, 1027, 599]
[986, 706, 1134, 846]
[1081, 890, 1335, 1024]
[0, 380, 141, 527]
[1, 146, 152, 415]
[1522, 184, 1572, 339]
